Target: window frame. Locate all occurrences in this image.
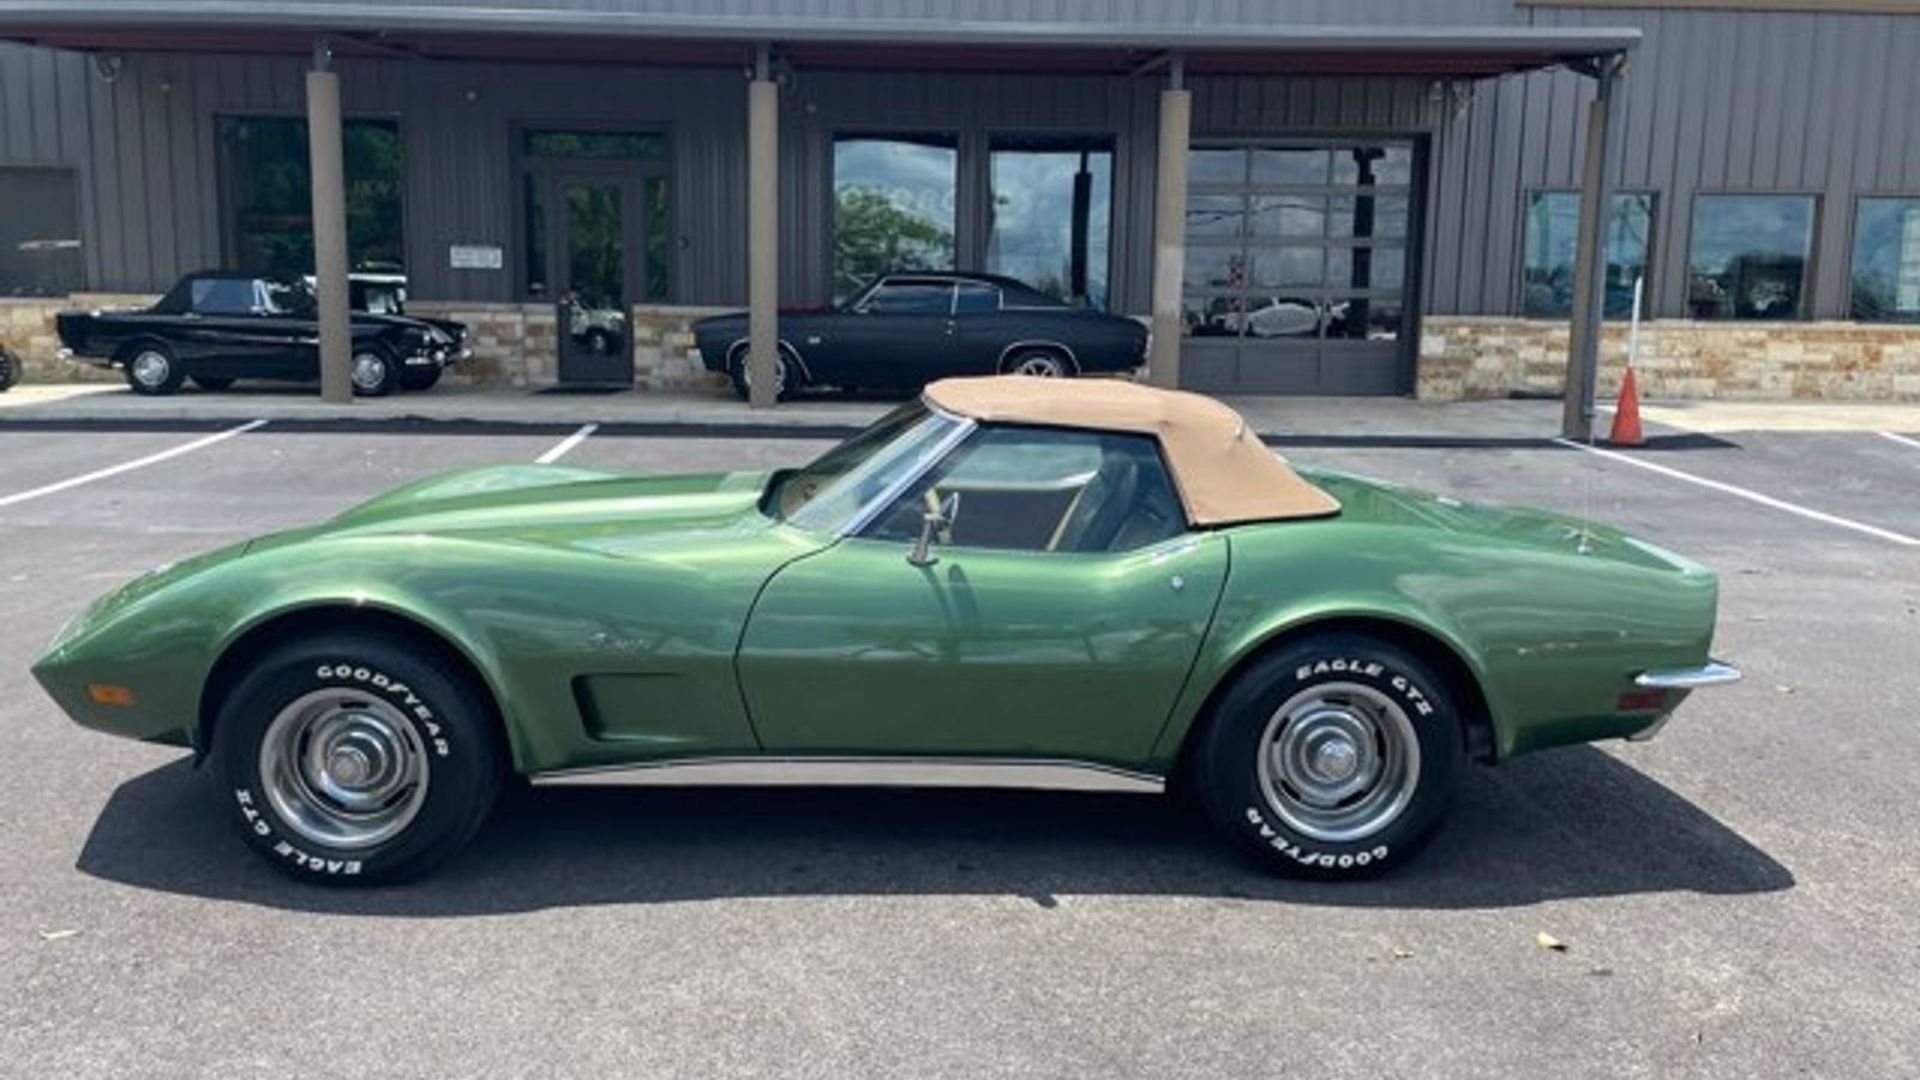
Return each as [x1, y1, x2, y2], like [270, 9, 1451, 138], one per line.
[854, 420, 1191, 556]
[1682, 190, 1822, 322]
[1515, 187, 1659, 320]
[829, 131, 963, 304]
[1845, 193, 1920, 324]
[509, 119, 675, 304]
[983, 131, 1119, 310]
[214, 111, 410, 278]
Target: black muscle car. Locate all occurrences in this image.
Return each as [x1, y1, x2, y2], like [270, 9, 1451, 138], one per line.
[694, 272, 1148, 400]
[55, 271, 468, 396]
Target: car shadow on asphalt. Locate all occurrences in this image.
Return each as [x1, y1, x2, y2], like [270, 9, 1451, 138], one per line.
[75, 745, 1791, 916]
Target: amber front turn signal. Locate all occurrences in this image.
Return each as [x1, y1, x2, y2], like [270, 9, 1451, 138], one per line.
[86, 684, 137, 707]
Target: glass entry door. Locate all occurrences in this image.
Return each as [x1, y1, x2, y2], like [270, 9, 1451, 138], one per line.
[555, 174, 636, 384]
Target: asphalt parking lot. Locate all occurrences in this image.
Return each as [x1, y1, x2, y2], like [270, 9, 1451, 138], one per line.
[2, 417, 1917, 1078]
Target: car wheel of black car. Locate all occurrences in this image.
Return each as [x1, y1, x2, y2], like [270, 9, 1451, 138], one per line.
[121, 343, 185, 396]
[0, 346, 17, 392]
[1192, 634, 1463, 878]
[212, 632, 505, 884]
[190, 375, 235, 392]
[400, 366, 444, 392]
[728, 343, 798, 402]
[1003, 348, 1071, 378]
[349, 344, 399, 397]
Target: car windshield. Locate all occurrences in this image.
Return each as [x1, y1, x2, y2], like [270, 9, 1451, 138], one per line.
[776, 401, 967, 533]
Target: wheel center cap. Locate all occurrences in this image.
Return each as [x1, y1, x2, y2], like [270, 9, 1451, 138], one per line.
[1311, 737, 1360, 782]
[328, 745, 374, 787]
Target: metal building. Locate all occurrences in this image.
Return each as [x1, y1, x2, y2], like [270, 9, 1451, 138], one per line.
[1, 1, 1917, 406]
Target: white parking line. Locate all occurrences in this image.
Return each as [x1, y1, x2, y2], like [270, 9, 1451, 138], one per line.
[0, 420, 269, 510]
[535, 423, 598, 464]
[1879, 431, 1920, 452]
[1555, 438, 1920, 547]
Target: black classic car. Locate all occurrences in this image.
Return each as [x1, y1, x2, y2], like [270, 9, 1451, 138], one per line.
[56, 271, 468, 396]
[694, 271, 1148, 400]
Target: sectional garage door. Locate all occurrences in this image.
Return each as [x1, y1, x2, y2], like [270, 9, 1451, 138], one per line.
[1179, 140, 1422, 396]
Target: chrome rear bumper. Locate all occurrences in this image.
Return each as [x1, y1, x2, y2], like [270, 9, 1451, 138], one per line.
[1634, 660, 1743, 690]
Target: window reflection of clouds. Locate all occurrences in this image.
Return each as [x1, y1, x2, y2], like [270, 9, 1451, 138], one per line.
[987, 147, 1113, 308]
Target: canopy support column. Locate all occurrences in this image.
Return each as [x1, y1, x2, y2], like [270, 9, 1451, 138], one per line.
[1148, 55, 1190, 390]
[747, 43, 780, 409]
[307, 38, 352, 404]
[1561, 53, 1627, 441]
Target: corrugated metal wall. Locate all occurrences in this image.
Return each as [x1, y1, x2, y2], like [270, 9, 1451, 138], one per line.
[1428, 5, 1920, 319]
[5, 2, 1920, 321]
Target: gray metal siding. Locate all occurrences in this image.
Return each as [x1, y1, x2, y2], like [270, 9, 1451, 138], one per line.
[1426, 5, 1920, 319]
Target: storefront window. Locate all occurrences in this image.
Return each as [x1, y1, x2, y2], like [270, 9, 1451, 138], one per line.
[1686, 194, 1815, 320]
[1849, 197, 1920, 322]
[218, 116, 405, 276]
[1521, 191, 1655, 318]
[832, 135, 958, 302]
[0, 167, 83, 296]
[986, 136, 1113, 309]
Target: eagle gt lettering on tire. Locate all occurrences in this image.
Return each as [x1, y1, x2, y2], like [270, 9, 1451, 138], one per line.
[1192, 634, 1463, 877]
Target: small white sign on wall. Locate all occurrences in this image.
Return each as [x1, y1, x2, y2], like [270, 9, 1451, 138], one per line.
[448, 244, 504, 271]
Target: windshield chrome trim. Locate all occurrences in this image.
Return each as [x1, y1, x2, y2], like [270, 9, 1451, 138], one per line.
[836, 402, 976, 540]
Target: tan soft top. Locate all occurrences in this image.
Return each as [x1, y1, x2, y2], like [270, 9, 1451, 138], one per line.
[923, 376, 1341, 527]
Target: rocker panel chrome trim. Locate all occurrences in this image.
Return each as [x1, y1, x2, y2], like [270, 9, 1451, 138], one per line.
[529, 755, 1165, 793]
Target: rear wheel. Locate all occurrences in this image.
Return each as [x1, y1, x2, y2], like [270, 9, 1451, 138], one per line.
[212, 633, 505, 884]
[1003, 348, 1070, 378]
[123, 343, 185, 396]
[190, 375, 235, 392]
[1192, 634, 1462, 878]
[349, 344, 399, 397]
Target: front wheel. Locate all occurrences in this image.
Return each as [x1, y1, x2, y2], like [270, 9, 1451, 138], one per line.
[729, 344, 797, 402]
[123, 344, 185, 396]
[212, 633, 505, 884]
[349, 344, 399, 397]
[1192, 635, 1462, 878]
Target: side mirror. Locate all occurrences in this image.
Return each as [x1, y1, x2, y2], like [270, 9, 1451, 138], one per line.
[908, 490, 961, 568]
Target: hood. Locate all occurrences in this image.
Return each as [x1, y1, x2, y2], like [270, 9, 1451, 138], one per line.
[262, 465, 787, 557]
[1298, 466, 1706, 574]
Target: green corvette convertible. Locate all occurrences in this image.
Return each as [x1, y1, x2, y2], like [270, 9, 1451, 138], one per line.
[34, 377, 1738, 883]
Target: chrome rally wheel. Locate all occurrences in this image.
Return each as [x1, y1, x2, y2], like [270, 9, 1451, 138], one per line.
[1007, 350, 1069, 377]
[258, 688, 431, 850]
[1256, 682, 1420, 844]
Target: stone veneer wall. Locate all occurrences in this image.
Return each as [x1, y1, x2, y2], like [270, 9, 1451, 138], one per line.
[406, 301, 733, 392]
[1419, 317, 1920, 402]
[1, 296, 159, 382]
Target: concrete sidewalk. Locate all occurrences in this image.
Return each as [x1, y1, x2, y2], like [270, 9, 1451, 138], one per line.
[1, 381, 1914, 440]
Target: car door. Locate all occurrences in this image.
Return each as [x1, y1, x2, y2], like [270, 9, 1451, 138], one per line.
[822, 277, 958, 388]
[181, 276, 274, 377]
[737, 423, 1225, 766]
[950, 280, 1012, 375]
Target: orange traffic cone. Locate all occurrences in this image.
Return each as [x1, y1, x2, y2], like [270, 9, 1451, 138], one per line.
[1608, 367, 1644, 447]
